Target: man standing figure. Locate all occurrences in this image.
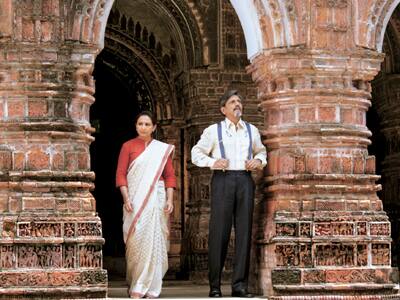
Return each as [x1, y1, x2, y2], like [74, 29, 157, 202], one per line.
[191, 90, 267, 298]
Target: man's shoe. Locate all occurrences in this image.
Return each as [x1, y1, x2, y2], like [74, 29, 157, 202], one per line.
[209, 288, 222, 297]
[231, 289, 254, 298]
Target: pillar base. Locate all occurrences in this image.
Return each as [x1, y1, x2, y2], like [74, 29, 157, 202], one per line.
[269, 293, 400, 300]
[0, 270, 107, 299]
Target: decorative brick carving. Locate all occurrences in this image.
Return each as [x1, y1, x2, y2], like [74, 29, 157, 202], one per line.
[77, 222, 102, 236]
[316, 0, 348, 8]
[18, 245, 62, 268]
[357, 244, 368, 266]
[370, 222, 390, 236]
[18, 222, 62, 237]
[315, 244, 354, 266]
[357, 222, 367, 235]
[315, 223, 354, 236]
[64, 245, 75, 268]
[276, 223, 296, 236]
[325, 269, 375, 283]
[271, 269, 301, 285]
[64, 223, 76, 237]
[2, 221, 15, 238]
[372, 244, 390, 265]
[0, 246, 14, 268]
[276, 244, 311, 267]
[78, 245, 102, 268]
[299, 222, 311, 237]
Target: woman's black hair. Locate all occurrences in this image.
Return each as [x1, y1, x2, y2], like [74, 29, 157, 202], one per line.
[135, 111, 157, 125]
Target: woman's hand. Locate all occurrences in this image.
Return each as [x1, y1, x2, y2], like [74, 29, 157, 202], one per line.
[164, 199, 173, 214]
[124, 201, 133, 212]
[120, 186, 133, 212]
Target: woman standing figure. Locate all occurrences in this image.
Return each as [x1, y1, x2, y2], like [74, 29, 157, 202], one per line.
[116, 111, 175, 298]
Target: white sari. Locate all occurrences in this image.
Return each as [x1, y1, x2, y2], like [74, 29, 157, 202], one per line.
[123, 139, 174, 298]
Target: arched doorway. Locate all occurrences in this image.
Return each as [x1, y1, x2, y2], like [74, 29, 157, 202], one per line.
[370, 2, 400, 270]
[90, 0, 261, 286]
[91, 50, 154, 278]
[90, 0, 204, 280]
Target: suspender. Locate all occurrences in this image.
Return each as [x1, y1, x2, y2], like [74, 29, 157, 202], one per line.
[217, 121, 226, 159]
[217, 121, 253, 160]
[245, 122, 253, 160]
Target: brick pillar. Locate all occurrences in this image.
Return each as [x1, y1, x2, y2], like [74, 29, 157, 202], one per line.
[248, 49, 399, 298]
[372, 74, 400, 269]
[0, 1, 110, 298]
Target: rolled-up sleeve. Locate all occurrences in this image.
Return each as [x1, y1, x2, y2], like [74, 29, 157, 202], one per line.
[162, 155, 176, 188]
[252, 125, 267, 168]
[116, 143, 129, 187]
[191, 126, 216, 168]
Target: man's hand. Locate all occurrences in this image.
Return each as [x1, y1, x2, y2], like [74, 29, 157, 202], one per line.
[245, 159, 262, 171]
[213, 159, 229, 170]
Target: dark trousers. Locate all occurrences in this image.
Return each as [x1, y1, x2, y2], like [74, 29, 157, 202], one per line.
[208, 170, 255, 291]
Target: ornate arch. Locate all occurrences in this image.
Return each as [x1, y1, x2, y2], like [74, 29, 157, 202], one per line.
[156, 0, 207, 67]
[65, 0, 114, 49]
[230, 0, 304, 59]
[103, 27, 177, 120]
[359, 0, 400, 51]
[381, 20, 400, 74]
[86, 0, 206, 67]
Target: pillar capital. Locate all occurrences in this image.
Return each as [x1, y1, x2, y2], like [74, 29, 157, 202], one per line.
[249, 49, 384, 93]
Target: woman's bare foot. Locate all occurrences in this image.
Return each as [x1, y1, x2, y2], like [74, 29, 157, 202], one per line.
[130, 292, 144, 298]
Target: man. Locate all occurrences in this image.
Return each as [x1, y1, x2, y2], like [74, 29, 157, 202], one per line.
[191, 90, 267, 298]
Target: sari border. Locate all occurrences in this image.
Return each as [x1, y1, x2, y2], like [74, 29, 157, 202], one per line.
[126, 144, 174, 244]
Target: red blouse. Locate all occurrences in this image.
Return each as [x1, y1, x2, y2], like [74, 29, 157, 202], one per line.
[116, 137, 176, 189]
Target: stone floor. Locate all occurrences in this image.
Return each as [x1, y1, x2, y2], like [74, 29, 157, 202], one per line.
[107, 281, 263, 299]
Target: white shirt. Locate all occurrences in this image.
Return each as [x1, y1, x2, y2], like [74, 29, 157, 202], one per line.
[191, 118, 267, 170]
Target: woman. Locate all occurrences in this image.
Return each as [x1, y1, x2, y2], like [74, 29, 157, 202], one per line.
[116, 111, 175, 298]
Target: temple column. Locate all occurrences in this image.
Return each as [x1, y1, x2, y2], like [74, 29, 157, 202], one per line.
[0, 0, 112, 298]
[248, 49, 398, 298]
